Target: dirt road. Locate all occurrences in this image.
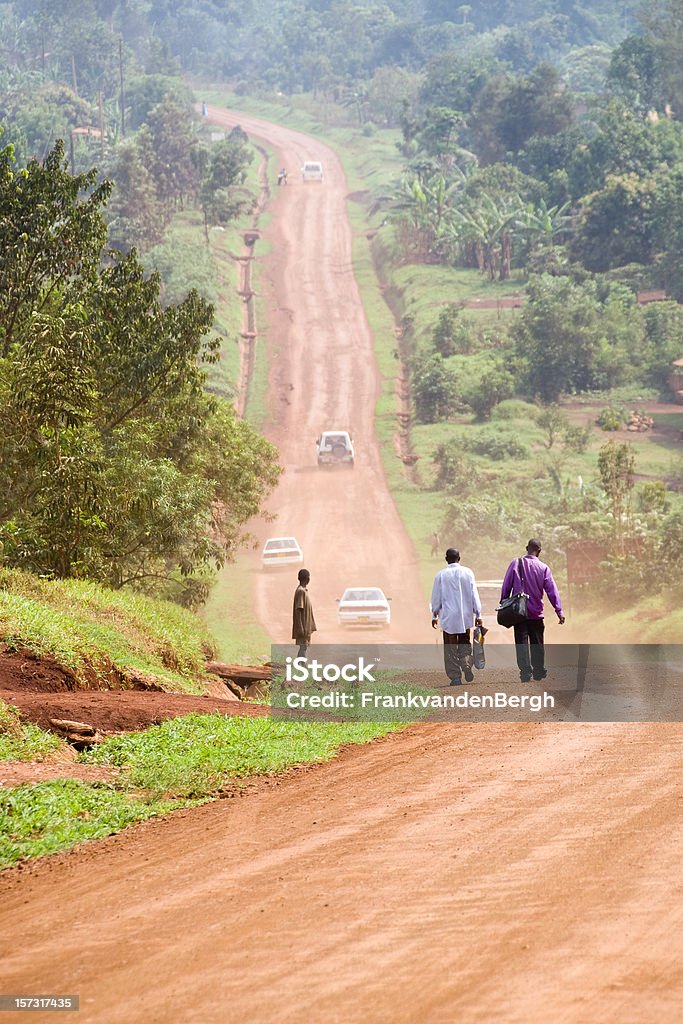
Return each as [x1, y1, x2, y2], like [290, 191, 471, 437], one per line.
[2, 722, 681, 1023]
[205, 105, 429, 644]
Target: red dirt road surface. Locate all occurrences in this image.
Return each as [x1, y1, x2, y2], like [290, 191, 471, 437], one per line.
[205, 105, 429, 645]
[2, 723, 682, 1023]
[2, 110, 682, 1024]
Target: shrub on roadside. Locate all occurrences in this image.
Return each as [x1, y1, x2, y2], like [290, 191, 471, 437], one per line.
[470, 430, 528, 460]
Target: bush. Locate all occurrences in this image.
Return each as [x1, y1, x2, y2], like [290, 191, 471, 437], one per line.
[491, 399, 539, 420]
[563, 424, 592, 453]
[431, 444, 481, 492]
[431, 305, 471, 356]
[412, 354, 460, 423]
[441, 491, 523, 546]
[597, 406, 625, 431]
[470, 430, 528, 460]
[463, 366, 516, 421]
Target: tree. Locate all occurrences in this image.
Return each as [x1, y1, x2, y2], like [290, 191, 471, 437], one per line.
[412, 353, 460, 423]
[199, 136, 255, 235]
[431, 304, 471, 356]
[450, 190, 528, 280]
[379, 171, 465, 262]
[607, 35, 664, 111]
[598, 440, 635, 546]
[105, 139, 168, 252]
[138, 97, 199, 210]
[571, 173, 658, 272]
[463, 364, 515, 420]
[513, 275, 645, 402]
[0, 139, 110, 356]
[0, 140, 281, 592]
[471, 64, 574, 164]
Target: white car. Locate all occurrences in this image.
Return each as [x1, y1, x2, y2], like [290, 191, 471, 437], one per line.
[301, 160, 323, 182]
[337, 587, 391, 628]
[316, 430, 354, 467]
[261, 537, 304, 569]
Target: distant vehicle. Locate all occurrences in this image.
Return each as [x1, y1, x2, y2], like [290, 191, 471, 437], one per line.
[316, 431, 354, 467]
[261, 537, 304, 569]
[337, 587, 391, 628]
[301, 160, 323, 182]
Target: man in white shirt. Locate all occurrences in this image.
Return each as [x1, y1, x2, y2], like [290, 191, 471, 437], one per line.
[431, 548, 483, 685]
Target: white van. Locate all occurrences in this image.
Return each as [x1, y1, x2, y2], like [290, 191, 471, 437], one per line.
[301, 160, 323, 182]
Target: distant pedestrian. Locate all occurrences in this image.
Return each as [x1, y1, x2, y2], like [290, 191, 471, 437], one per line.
[201, 100, 207, 117]
[292, 568, 316, 658]
[500, 539, 565, 683]
[431, 549, 482, 685]
[430, 531, 440, 557]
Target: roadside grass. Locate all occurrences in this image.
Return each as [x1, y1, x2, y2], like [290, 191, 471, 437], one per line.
[0, 699, 62, 762]
[243, 270, 273, 430]
[84, 712, 398, 798]
[571, 593, 683, 644]
[0, 780, 180, 868]
[0, 569, 215, 691]
[0, 710, 399, 868]
[200, 550, 271, 664]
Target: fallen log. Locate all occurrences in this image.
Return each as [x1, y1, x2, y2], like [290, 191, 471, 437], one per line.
[48, 718, 96, 736]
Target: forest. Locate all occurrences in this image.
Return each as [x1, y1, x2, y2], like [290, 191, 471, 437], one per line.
[1, 0, 683, 610]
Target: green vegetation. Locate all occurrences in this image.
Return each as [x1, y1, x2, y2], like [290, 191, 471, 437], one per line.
[0, 139, 280, 605]
[201, 552, 271, 665]
[0, 698, 61, 761]
[0, 780, 179, 868]
[0, 713, 397, 868]
[84, 712, 396, 798]
[0, 569, 215, 690]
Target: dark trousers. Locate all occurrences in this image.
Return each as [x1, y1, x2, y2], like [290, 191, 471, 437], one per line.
[513, 618, 545, 680]
[443, 629, 472, 682]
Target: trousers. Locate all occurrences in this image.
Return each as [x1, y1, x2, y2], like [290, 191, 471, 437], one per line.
[513, 618, 545, 680]
[442, 629, 472, 682]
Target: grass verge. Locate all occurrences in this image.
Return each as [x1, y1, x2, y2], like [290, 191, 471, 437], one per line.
[84, 712, 398, 798]
[0, 698, 62, 761]
[200, 550, 271, 663]
[1, 713, 399, 868]
[0, 780, 180, 868]
[0, 568, 215, 691]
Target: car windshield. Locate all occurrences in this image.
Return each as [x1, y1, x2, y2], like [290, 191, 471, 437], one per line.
[342, 589, 384, 602]
[323, 434, 347, 446]
[264, 538, 297, 551]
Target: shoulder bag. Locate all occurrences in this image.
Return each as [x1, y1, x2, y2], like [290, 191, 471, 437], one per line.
[496, 558, 529, 628]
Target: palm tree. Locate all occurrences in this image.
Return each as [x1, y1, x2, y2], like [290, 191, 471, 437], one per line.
[449, 192, 528, 280]
[373, 169, 469, 262]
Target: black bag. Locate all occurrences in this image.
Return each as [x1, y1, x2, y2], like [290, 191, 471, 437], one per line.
[496, 558, 529, 628]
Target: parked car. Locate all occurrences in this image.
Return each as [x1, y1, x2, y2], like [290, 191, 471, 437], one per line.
[337, 587, 391, 627]
[316, 431, 354, 467]
[301, 160, 323, 182]
[261, 537, 304, 569]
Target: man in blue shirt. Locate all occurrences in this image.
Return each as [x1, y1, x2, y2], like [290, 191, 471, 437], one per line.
[431, 548, 483, 685]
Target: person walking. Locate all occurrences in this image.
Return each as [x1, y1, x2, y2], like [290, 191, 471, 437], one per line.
[431, 548, 482, 685]
[292, 568, 316, 658]
[500, 539, 565, 683]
